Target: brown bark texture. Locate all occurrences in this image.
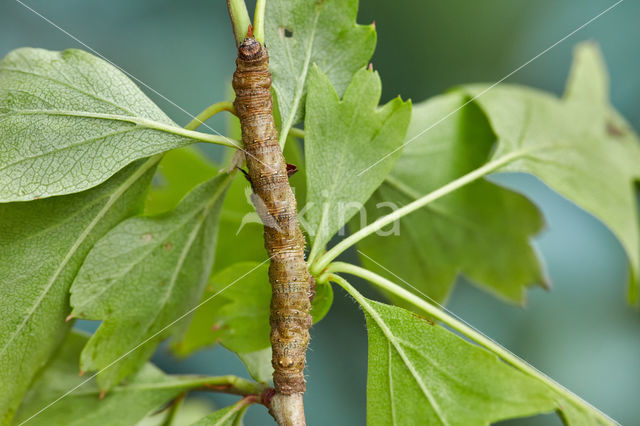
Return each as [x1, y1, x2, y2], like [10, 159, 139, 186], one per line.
[232, 37, 312, 395]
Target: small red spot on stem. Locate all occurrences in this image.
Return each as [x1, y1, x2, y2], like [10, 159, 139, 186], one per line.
[247, 24, 254, 38]
[286, 163, 298, 177]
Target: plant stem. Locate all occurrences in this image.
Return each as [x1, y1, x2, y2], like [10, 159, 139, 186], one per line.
[310, 150, 526, 275]
[288, 127, 305, 139]
[227, 0, 252, 45]
[327, 265, 615, 425]
[254, 0, 267, 44]
[162, 393, 185, 426]
[184, 101, 236, 131]
[176, 374, 268, 396]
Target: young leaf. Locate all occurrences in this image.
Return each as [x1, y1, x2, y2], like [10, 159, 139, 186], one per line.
[14, 331, 196, 426]
[189, 400, 249, 426]
[0, 157, 157, 425]
[354, 92, 547, 304]
[0, 48, 232, 202]
[69, 172, 232, 390]
[305, 67, 411, 259]
[265, 0, 376, 144]
[333, 276, 560, 425]
[463, 42, 640, 302]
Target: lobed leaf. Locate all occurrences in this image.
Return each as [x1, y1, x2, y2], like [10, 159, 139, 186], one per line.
[463, 42, 640, 303]
[69, 172, 232, 390]
[356, 293, 557, 425]
[14, 331, 197, 426]
[305, 66, 411, 258]
[0, 157, 157, 425]
[331, 269, 615, 425]
[354, 92, 547, 305]
[265, 0, 376, 144]
[0, 48, 226, 202]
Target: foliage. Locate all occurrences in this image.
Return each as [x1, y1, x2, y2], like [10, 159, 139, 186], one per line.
[0, 0, 636, 425]
[305, 66, 411, 260]
[353, 92, 546, 305]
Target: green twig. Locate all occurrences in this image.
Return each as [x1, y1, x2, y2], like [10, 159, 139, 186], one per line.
[162, 392, 185, 426]
[227, 0, 252, 45]
[176, 374, 269, 397]
[184, 101, 236, 131]
[310, 150, 527, 274]
[254, 0, 267, 44]
[326, 265, 615, 425]
[288, 127, 305, 139]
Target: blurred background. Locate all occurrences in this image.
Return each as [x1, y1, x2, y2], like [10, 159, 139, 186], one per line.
[2, 0, 639, 424]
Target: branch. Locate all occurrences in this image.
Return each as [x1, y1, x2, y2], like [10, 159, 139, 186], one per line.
[268, 394, 306, 426]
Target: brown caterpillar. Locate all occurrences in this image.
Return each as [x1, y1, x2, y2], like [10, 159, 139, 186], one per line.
[232, 37, 312, 394]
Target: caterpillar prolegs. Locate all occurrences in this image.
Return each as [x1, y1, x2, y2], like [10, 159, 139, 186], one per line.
[232, 37, 312, 395]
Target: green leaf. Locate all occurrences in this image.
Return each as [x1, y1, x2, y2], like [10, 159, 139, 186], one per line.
[176, 262, 272, 357]
[69, 172, 232, 390]
[14, 331, 199, 426]
[145, 146, 218, 216]
[462, 42, 640, 303]
[0, 48, 230, 202]
[137, 399, 214, 426]
[215, 174, 268, 273]
[236, 348, 274, 384]
[265, 0, 376, 144]
[354, 92, 547, 304]
[342, 283, 558, 425]
[330, 265, 615, 425]
[0, 157, 157, 425]
[310, 280, 334, 322]
[189, 401, 248, 426]
[174, 262, 331, 378]
[305, 67, 411, 259]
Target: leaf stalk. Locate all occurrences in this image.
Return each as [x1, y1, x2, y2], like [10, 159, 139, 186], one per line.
[184, 101, 236, 131]
[310, 150, 527, 274]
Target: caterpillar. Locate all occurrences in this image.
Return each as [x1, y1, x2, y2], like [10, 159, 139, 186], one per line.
[232, 37, 312, 395]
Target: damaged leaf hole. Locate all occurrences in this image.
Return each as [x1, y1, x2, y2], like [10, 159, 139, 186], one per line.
[279, 27, 293, 38]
